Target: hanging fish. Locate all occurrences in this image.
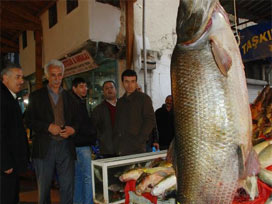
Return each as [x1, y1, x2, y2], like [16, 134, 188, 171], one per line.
[170, 0, 259, 203]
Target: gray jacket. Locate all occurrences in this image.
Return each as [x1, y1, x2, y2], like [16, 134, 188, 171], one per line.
[113, 91, 155, 156]
[91, 101, 115, 155]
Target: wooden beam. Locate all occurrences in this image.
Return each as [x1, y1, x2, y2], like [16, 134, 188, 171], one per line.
[0, 38, 18, 48]
[35, 29, 43, 89]
[0, 46, 19, 53]
[37, 0, 57, 16]
[2, 2, 41, 24]
[1, 20, 41, 31]
[125, 0, 135, 69]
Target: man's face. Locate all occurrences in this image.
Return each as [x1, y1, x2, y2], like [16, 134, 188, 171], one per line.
[103, 82, 117, 100]
[46, 65, 63, 90]
[73, 82, 88, 98]
[122, 76, 137, 95]
[165, 96, 173, 111]
[3, 68, 24, 93]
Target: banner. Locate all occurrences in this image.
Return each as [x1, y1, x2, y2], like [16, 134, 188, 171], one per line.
[239, 22, 272, 62]
[62, 50, 98, 77]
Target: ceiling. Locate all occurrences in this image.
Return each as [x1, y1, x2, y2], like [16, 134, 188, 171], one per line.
[220, 0, 272, 24]
[0, 0, 271, 54]
[0, 0, 56, 54]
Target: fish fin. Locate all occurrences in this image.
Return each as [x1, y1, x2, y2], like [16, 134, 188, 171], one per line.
[167, 139, 177, 172]
[237, 145, 246, 179]
[244, 150, 260, 177]
[210, 36, 232, 77]
[238, 147, 260, 180]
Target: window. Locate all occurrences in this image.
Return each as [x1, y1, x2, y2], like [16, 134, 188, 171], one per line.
[67, 0, 78, 14]
[22, 31, 27, 49]
[49, 3, 57, 28]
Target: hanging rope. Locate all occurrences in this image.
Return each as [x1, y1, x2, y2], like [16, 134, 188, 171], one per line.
[233, 0, 241, 45]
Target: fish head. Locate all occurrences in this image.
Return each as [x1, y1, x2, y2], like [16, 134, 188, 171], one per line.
[176, 0, 217, 44]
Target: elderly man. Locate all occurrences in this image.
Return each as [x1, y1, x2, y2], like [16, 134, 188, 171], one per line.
[25, 59, 78, 204]
[92, 80, 117, 158]
[1, 63, 29, 204]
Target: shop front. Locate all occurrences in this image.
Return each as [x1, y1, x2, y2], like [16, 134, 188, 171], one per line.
[239, 21, 272, 103]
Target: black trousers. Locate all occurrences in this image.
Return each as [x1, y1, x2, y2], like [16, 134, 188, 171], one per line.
[33, 139, 75, 204]
[1, 171, 19, 204]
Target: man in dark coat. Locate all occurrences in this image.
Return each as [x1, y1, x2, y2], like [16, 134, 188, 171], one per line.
[155, 95, 174, 150]
[114, 69, 155, 156]
[92, 80, 117, 158]
[71, 77, 96, 204]
[1, 63, 29, 204]
[25, 59, 78, 204]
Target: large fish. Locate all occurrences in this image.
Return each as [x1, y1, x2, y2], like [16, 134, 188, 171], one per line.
[171, 0, 257, 203]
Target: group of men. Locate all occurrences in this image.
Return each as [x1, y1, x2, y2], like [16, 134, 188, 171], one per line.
[1, 59, 174, 204]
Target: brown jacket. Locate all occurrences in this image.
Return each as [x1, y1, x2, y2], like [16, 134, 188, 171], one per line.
[113, 91, 155, 155]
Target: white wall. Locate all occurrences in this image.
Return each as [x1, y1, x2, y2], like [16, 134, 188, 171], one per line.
[89, 0, 122, 43]
[134, 0, 179, 110]
[19, 31, 36, 76]
[40, 0, 90, 63]
[20, 0, 124, 76]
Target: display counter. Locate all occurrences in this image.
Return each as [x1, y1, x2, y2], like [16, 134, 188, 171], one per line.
[92, 150, 167, 204]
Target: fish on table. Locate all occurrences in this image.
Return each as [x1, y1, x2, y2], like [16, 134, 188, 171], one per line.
[135, 170, 172, 195]
[170, 0, 259, 203]
[151, 174, 177, 197]
[258, 144, 272, 169]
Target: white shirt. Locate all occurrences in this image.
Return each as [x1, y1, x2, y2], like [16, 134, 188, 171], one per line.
[8, 89, 16, 99]
[106, 99, 117, 107]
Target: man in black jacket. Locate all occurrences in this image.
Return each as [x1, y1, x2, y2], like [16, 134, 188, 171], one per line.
[114, 70, 155, 156]
[1, 63, 29, 204]
[71, 77, 96, 204]
[155, 95, 174, 150]
[25, 59, 78, 204]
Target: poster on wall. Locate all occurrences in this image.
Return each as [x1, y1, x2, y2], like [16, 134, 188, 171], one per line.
[62, 50, 98, 78]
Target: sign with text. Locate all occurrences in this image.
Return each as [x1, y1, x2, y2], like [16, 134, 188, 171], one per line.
[62, 50, 98, 78]
[239, 22, 272, 62]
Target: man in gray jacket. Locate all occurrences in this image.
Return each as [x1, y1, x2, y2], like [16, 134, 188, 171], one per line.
[92, 80, 117, 158]
[114, 70, 155, 156]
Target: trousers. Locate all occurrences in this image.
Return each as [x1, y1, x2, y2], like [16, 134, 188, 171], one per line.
[33, 139, 75, 204]
[74, 146, 93, 204]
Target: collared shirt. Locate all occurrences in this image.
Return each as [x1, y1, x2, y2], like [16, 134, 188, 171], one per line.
[8, 89, 16, 99]
[47, 85, 63, 105]
[106, 99, 117, 107]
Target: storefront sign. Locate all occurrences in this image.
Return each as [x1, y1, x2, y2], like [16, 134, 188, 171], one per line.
[239, 22, 272, 62]
[62, 50, 98, 77]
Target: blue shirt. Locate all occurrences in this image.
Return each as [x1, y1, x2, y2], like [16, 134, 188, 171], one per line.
[47, 85, 64, 105]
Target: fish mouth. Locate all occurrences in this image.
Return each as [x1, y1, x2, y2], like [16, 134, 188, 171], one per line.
[176, 0, 226, 45]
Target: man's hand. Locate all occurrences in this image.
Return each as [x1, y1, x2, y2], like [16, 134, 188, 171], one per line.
[48, 124, 61, 135]
[60, 126, 75, 138]
[4, 168, 13, 174]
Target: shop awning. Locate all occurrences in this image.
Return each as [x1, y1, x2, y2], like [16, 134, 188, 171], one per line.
[239, 22, 272, 62]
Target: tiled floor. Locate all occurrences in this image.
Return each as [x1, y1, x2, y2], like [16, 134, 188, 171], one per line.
[19, 172, 60, 204]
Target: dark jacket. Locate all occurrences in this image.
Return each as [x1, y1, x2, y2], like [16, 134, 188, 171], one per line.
[24, 87, 78, 159]
[91, 100, 115, 155]
[155, 104, 174, 150]
[72, 92, 96, 147]
[114, 91, 155, 155]
[1, 82, 29, 173]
